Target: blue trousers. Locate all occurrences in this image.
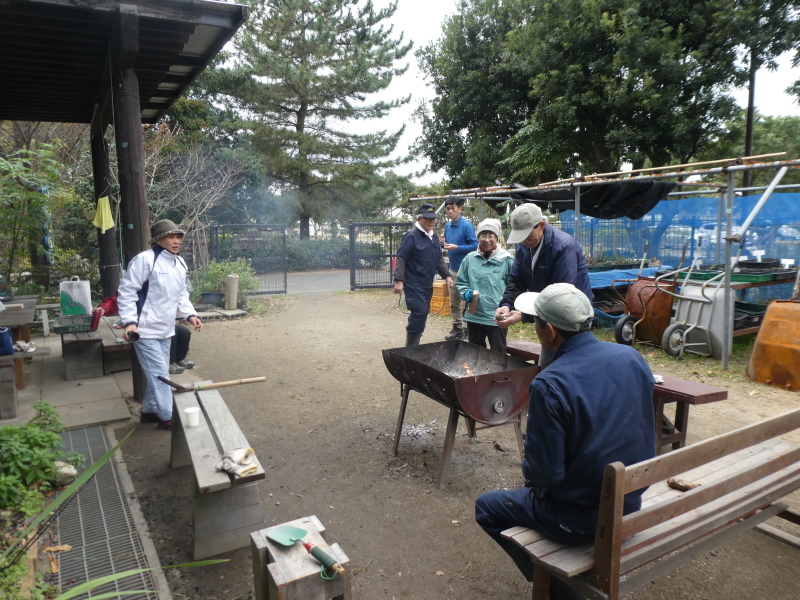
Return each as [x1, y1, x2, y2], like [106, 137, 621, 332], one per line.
[475, 488, 591, 599]
[133, 337, 173, 421]
[404, 284, 433, 336]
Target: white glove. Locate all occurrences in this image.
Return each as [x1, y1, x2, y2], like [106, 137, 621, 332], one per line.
[215, 457, 258, 478]
[221, 447, 255, 465]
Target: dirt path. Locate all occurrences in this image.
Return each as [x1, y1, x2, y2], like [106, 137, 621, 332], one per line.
[114, 290, 800, 600]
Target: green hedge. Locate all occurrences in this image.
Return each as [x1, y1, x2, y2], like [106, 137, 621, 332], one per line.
[220, 236, 350, 272]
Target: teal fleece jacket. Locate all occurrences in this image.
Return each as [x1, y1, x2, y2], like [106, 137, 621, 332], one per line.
[455, 247, 514, 326]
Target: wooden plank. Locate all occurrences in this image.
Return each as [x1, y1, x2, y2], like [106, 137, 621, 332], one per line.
[196, 386, 266, 484]
[524, 536, 568, 558]
[172, 391, 230, 493]
[652, 374, 727, 405]
[641, 440, 788, 506]
[193, 479, 262, 512]
[538, 544, 595, 577]
[623, 407, 800, 491]
[194, 502, 266, 540]
[619, 503, 788, 596]
[251, 530, 270, 600]
[506, 340, 542, 362]
[755, 523, 800, 549]
[619, 469, 800, 572]
[193, 521, 267, 561]
[624, 444, 800, 537]
[0, 346, 51, 366]
[501, 527, 548, 547]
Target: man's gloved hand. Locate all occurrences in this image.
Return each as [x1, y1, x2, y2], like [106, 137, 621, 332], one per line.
[463, 290, 472, 302]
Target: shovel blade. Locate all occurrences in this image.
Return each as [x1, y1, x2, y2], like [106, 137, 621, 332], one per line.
[267, 525, 308, 547]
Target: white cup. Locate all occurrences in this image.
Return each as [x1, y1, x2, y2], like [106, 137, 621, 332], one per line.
[184, 407, 201, 427]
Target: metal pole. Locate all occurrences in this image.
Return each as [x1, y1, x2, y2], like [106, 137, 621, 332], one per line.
[722, 171, 734, 370]
[349, 220, 356, 291]
[736, 166, 788, 239]
[715, 192, 723, 266]
[574, 187, 581, 247]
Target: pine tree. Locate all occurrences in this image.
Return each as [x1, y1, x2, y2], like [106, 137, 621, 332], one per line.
[224, 0, 411, 237]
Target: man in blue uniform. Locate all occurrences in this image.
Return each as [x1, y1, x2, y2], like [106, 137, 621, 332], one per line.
[476, 283, 655, 595]
[495, 202, 592, 366]
[442, 197, 478, 340]
[393, 203, 453, 346]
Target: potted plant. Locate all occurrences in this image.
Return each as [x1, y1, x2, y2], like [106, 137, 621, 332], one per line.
[191, 259, 259, 307]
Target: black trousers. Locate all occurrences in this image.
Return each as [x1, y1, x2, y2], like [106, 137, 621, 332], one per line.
[466, 321, 508, 354]
[169, 323, 191, 363]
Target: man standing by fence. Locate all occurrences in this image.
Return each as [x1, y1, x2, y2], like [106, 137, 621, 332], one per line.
[442, 197, 478, 341]
[393, 203, 453, 346]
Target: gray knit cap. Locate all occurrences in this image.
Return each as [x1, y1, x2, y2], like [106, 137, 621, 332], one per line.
[150, 219, 185, 243]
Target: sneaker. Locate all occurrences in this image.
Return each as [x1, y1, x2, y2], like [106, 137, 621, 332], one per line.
[157, 419, 172, 431]
[169, 363, 185, 374]
[176, 359, 195, 369]
[140, 412, 159, 423]
[445, 326, 467, 341]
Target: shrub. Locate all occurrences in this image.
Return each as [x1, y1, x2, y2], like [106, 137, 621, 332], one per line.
[191, 258, 259, 302]
[0, 403, 82, 514]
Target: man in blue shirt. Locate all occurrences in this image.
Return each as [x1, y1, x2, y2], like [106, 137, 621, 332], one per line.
[476, 283, 655, 595]
[393, 203, 453, 346]
[442, 197, 478, 340]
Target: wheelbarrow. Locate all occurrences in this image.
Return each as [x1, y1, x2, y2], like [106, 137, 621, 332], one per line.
[611, 246, 685, 347]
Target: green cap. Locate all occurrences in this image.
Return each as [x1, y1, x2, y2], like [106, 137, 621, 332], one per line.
[514, 283, 593, 332]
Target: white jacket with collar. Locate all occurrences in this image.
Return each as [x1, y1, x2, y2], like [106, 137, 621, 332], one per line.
[117, 246, 196, 339]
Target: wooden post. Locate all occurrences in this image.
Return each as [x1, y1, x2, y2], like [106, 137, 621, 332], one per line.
[112, 65, 149, 264]
[111, 6, 148, 400]
[91, 124, 120, 298]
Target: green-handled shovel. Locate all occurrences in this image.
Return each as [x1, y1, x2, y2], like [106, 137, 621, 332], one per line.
[267, 525, 345, 576]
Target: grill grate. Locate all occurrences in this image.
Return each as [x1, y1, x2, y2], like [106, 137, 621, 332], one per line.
[57, 427, 157, 599]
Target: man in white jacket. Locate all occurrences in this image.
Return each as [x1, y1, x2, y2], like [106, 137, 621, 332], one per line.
[118, 219, 203, 430]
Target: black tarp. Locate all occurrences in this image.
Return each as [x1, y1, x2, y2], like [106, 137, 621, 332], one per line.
[491, 180, 678, 220]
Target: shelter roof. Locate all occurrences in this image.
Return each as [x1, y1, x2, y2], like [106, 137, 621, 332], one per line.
[0, 0, 246, 125]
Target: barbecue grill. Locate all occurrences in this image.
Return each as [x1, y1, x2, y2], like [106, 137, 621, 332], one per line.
[382, 341, 539, 487]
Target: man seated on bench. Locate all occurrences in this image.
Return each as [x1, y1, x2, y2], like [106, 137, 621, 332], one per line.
[475, 283, 656, 598]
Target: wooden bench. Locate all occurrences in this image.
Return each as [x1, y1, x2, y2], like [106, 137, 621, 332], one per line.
[35, 303, 60, 337]
[60, 330, 104, 380]
[506, 340, 729, 454]
[96, 316, 132, 375]
[170, 380, 267, 560]
[0, 347, 53, 418]
[501, 408, 800, 600]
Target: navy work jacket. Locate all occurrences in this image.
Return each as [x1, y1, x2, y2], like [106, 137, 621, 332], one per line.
[396, 227, 446, 288]
[501, 225, 593, 313]
[523, 332, 655, 537]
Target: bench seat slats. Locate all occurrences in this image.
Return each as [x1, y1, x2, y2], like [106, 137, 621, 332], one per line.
[173, 390, 231, 494]
[197, 388, 266, 485]
[641, 439, 785, 505]
[501, 527, 548, 547]
[620, 465, 800, 573]
[624, 408, 800, 491]
[626, 443, 800, 536]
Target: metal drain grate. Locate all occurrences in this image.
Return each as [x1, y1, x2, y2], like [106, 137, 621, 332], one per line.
[57, 427, 157, 599]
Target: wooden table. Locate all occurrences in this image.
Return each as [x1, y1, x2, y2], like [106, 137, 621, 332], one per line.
[506, 340, 729, 454]
[0, 296, 38, 390]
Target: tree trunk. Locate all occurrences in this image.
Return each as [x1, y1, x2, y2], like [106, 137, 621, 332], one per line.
[742, 47, 758, 195]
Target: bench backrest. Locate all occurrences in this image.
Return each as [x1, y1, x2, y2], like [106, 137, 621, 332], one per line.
[592, 407, 800, 596]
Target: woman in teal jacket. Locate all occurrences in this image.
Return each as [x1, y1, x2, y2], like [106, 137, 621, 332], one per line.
[456, 219, 514, 353]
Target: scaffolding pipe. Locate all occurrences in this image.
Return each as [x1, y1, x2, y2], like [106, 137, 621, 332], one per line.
[732, 166, 789, 242]
[722, 171, 735, 370]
